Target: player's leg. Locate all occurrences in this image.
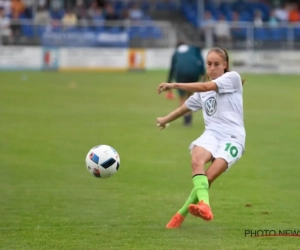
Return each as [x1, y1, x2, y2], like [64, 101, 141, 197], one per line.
[166, 146, 212, 228]
[189, 140, 243, 220]
[176, 89, 190, 126]
[178, 89, 186, 106]
[166, 133, 218, 228]
[167, 140, 244, 227]
[190, 140, 244, 221]
[171, 157, 228, 225]
[182, 74, 199, 126]
[182, 92, 193, 126]
[184, 157, 228, 223]
[177, 88, 194, 126]
[175, 74, 192, 126]
[165, 188, 197, 228]
[206, 140, 244, 185]
[205, 158, 228, 186]
[187, 146, 215, 221]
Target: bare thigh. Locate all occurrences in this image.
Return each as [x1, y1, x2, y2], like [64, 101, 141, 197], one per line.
[205, 158, 228, 186]
[190, 146, 212, 176]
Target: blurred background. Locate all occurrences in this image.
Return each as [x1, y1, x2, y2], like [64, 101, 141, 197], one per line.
[0, 0, 300, 72]
[1, 0, 300, 46]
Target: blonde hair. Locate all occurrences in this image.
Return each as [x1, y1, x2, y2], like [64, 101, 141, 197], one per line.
[203, 47, 245, 85]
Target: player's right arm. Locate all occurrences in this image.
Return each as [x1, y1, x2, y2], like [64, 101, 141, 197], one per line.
[156, 93, 202, 129]
[157, 103, 190, 127]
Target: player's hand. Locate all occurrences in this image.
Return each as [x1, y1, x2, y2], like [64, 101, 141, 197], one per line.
[158, 83, 174, 94]
[156, 117, 169, 130]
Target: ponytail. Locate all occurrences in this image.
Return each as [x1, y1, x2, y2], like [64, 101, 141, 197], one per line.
[202, 73, 210, 82]
[219, 47, 245, 85]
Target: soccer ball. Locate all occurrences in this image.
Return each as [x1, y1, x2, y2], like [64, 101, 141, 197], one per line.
[85, 145, 120, 179]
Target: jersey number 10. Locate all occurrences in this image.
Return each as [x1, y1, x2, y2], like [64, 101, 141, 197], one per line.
[225, 143, 238, 158]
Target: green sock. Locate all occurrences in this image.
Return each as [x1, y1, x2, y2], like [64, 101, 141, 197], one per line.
[193, 175, 210, 205]
[178, 188, 198, 216]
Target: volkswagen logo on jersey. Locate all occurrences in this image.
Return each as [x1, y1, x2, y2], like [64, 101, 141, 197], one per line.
[205, 97, 217, 116]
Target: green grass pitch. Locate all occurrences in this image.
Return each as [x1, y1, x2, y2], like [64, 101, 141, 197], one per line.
[0, 71, 300, 250]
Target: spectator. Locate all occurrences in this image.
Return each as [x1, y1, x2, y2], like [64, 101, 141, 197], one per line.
[87, 0, 98, 18]
[66, 0, 77, 9]
[50, 0, 63, 11]
[254, 10, 263, 27]
[75, 1, 90, 28]
[128, 4, 143, 20]
[95, 0, 105, 8]
[62, 9, 78, 27]
[0, 7, 12, 43]
[269, 9, 279, 27]
[288, 2, 300, 22]
[200, 12, 215, 34]
[11, 0, 24, 18]
[92, 7, 104, 29]
[34, 5, 51, 26]
[274, 2, 288, 22]
[199, 11, 215, 45]
[0, 0, 11, 16]
[231, 12, 245, 41]
[201, 11, 215, 27]
[232, 11, 240, 22]
[214, 14, 231, 44]
[104, 3, 119, 20]
[11, 14, 21, 39]
[38, 0, 47, 8]
[23, 0, 34, 19]
[74, 0, 85, 18]
[92, 7, 104, 20]
[85, 0, 105, 9]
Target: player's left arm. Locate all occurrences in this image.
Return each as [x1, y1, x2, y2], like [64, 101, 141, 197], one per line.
[158, 81, 217, 94]
[158, 72, 242, 94]
[175, 81, 217, 92]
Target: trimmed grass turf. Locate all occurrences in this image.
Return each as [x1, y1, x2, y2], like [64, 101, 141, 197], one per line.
[0, 71, 300, 249]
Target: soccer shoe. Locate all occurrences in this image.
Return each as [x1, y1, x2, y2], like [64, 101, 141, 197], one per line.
[188, 201, 214, 221]
[166, 213, 185, 228]
[166, 91, 175, 100]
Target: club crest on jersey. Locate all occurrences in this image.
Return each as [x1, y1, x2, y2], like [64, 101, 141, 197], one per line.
[205, 97, 217, 116]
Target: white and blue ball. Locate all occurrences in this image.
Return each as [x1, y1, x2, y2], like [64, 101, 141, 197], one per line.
[85, 145, 120, 179]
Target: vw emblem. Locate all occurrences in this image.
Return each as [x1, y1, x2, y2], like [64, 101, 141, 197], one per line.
[205, 97, 217, 116]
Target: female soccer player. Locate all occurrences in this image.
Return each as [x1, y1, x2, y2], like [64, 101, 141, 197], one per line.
[156, 47, 246, 228]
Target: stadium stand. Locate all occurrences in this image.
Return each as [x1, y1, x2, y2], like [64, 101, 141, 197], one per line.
[0, 0, 299, 46]
[180, 0, 300, 42]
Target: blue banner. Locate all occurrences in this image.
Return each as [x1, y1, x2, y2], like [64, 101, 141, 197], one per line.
[41, 30, 129, 48]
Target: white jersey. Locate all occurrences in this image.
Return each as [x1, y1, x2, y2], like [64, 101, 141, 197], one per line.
[185, 71, 246, 148]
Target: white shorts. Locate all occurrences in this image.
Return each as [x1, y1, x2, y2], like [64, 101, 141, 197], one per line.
[189, 131, 244, 169]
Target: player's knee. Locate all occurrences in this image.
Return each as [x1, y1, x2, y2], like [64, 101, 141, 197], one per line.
[191, 157, 205, 172]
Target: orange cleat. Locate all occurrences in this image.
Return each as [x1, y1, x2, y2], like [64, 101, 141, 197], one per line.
[166, 213, 185, 228]
[188, 201, 214, 221]
[166, 91, 175, 100]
